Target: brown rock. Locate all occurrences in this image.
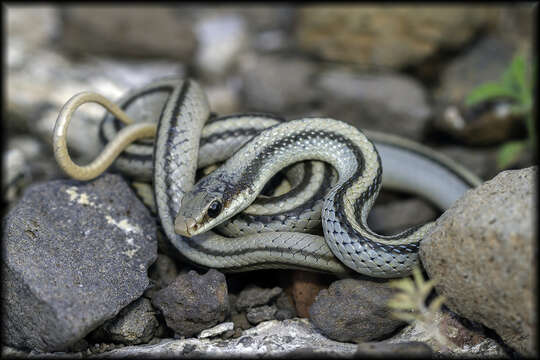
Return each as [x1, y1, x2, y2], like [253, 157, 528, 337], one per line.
[309, 278, 405, 342]
[60, 6, 196, 60]
[151, 269, 229, 337]
[420, 167, 536, 357]
[297, 6, 496, 69]
[290, 271, 332, 318]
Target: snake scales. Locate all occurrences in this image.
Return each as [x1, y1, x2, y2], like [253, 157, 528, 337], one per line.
[53, 78, 481, 278]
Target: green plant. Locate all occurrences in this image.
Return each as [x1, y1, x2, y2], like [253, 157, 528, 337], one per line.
[465, 53, 535, 170]
[387, 267, 449, 350]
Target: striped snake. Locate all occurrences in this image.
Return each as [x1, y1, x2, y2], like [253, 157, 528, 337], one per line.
[53, 78, 481, 278]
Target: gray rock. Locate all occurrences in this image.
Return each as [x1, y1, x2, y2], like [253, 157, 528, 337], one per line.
[246, 305, 278, 325]
[315, 70, 431, 140]
[198, 322, 234, 339]
[235, 285, 283, 311]
[438, 145, 499, 182]
[275, 292, 297, 320]
[204, 82, 242, 115]
[420, 166, 536, 357]
[356, 341, 432, 357]
[7, 136, 44, 162]
[309, 278, 406, 343]
[4, 137, 63, 206]
[367, 198, 438, 235]
[230, 312, 252, 331]
[6, 6, 60, 69]
[89, 298, 159, 345]
[151, 269, 229, 337]
[492, 6, 534, 54]
[195, 15, 248, 78]
[59, 6, 196, 60]
[239, 54, 317, 113]
[144, 254, 179, 299]
[388, 311, 507, 357]
[7, 48, 183, 163]
[435, 36, 517, 106]
[297, 6, 496, 68]
[90, 319, 358, 358]
[1, 174, 157, 351]
[2, 148, 30, 204]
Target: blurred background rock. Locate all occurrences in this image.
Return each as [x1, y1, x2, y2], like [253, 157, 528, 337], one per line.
[4, 4, 535, 207]
[3, 5, 536, 357]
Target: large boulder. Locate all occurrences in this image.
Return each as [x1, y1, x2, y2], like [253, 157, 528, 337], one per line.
[2, 174, 157, 351]
[297, 6, 496, 69]
[420, 166, 536, 357]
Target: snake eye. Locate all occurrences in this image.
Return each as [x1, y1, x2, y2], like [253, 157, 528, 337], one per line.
[207, 200, 222, 218]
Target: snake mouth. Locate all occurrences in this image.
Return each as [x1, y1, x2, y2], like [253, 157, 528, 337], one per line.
[174, 215, 198, 237]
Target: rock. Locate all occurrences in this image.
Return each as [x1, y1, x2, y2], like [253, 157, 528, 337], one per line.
[239, 54, 317, 113]
[89, 298, 159, 345]
[356, 341, 432, 357]
[2, 149, 30, 204]
[231, 312, 252, 331]
[7, 136, 44, 162]
[6, 6, 60, 69]
[246, 305, 278, 325]
[90, 319, 358, 358]
[59, 6, 196, 59]
[420, 166, 536, 357]
[1, 174, 157, 351]
[145, 254, 179, 299]
[388, 311, 507, 357]
[493, 5, 535, 55]
[3, 137, 63, 207]
[297, 6, 496, 69]
[195, 14, 248, 78]
[315, 70, 431, 140]
[198, 322, 234, 339]
[291, 271, 332, 318]
[435, 36, 517, 106]
[367, 198, 438, 235]
[204, 82, 242, 115]
[7, 48, 183, 161]
[254, 30, 292, 53]
[438, 145, 498, 182]
[235, 285, 282, 311]
[432, 100, 526, 145]
[151, 269, 229, 337]
[275, 292, 297, 320]
[309, 278, 406, 343]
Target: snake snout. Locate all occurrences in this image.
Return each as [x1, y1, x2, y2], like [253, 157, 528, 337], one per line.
[174, 215, 197, 237]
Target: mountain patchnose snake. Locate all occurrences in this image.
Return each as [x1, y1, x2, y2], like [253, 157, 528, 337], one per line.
[53, 78, 481, 278]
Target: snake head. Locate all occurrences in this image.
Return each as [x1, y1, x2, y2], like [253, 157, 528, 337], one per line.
[175, 170, 252, 237]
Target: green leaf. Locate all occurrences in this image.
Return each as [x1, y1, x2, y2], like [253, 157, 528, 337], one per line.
[418, 279, 436, 298]
[509, 54, 528, 98]
[428, 295, 446, 313]
[388, 298, 416, 310]
[388, 278, 416, 294]
[391, 311, 420, 322]
[465, 82, 519, 106]
[496, 141, 527, 169]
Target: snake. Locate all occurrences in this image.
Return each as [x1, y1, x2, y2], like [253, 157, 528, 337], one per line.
[53, 78, 481, 278]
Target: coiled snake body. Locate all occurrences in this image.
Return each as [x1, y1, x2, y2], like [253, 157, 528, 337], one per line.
[53, 78, 481, 278]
